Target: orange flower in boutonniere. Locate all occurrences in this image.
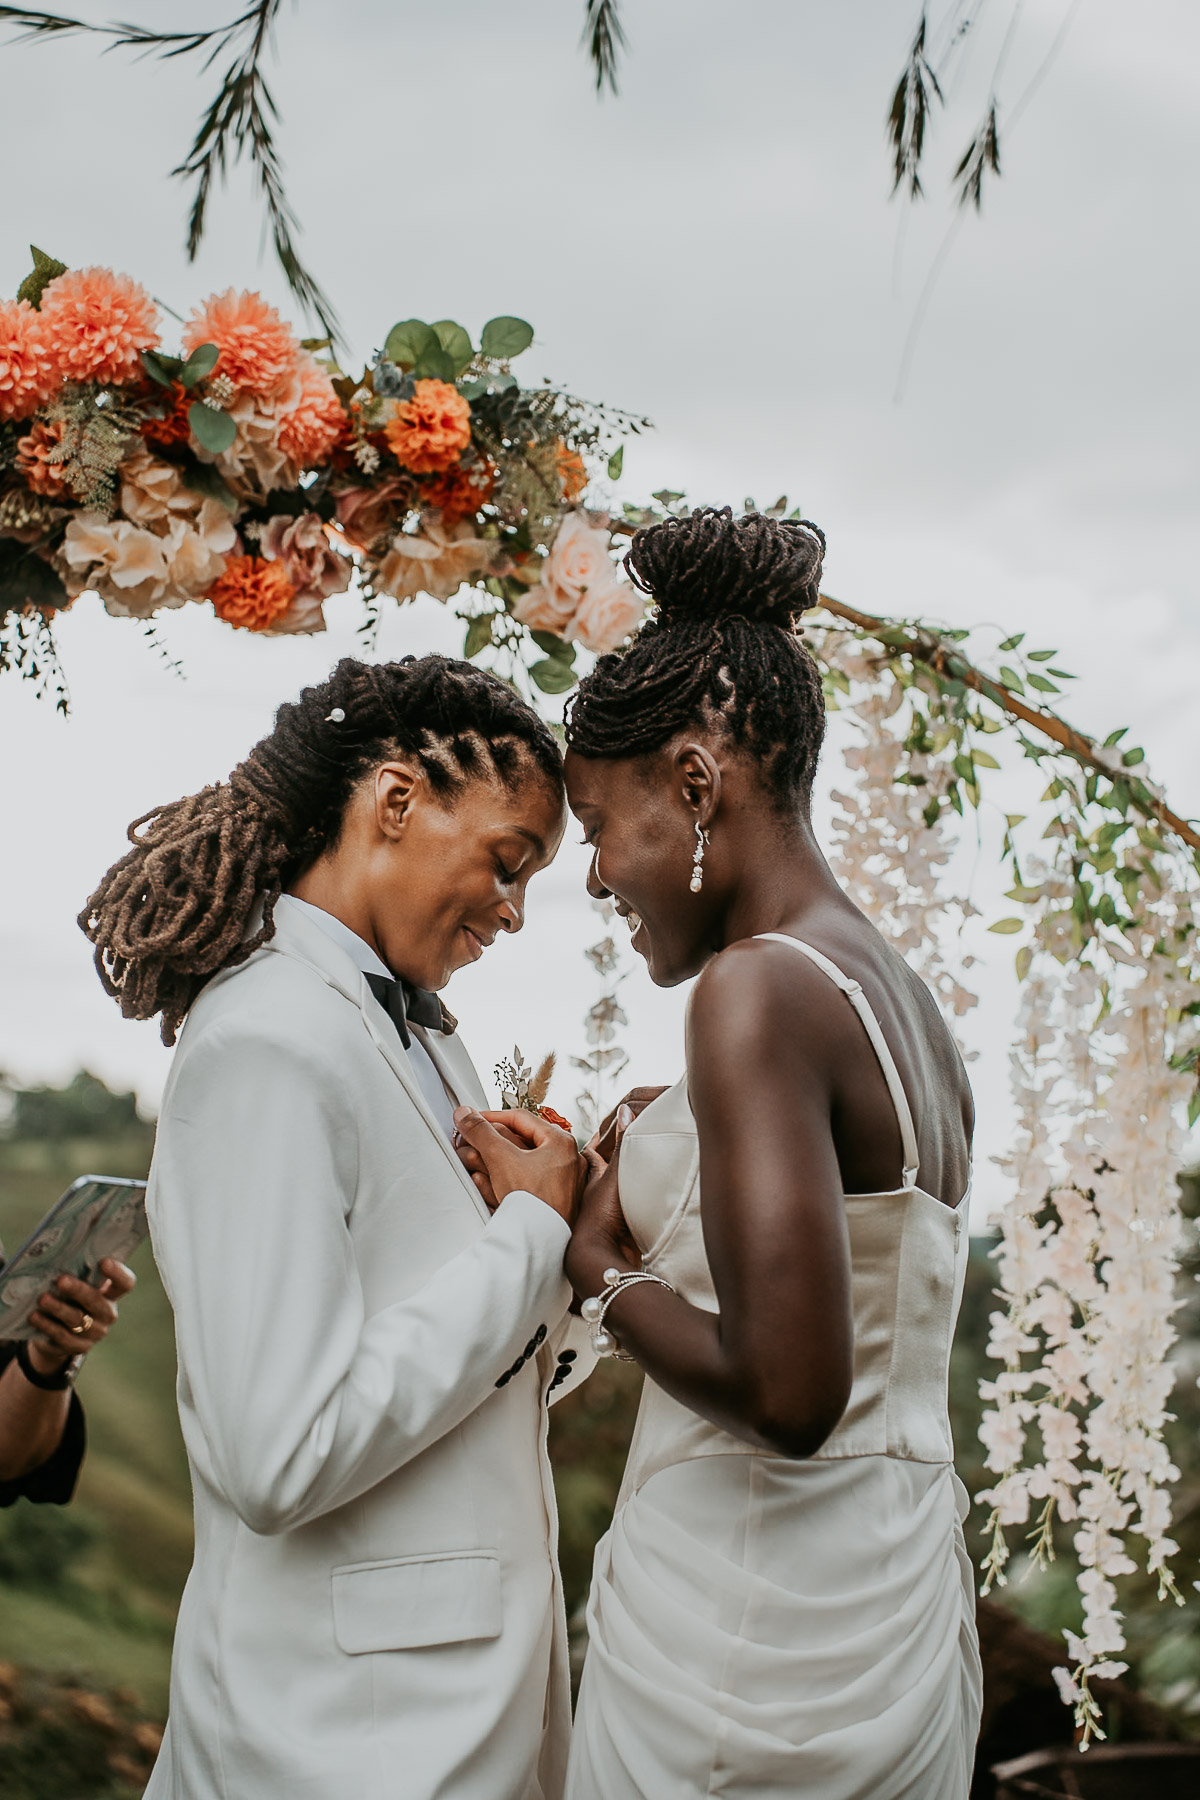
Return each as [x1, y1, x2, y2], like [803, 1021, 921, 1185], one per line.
[495, 1047, 573, 1136]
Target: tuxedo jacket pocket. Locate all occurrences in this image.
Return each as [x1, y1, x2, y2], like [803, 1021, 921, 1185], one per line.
[331, 1550, 502, 1653]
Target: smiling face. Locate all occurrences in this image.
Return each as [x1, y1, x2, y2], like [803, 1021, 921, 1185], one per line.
[292, 757, 566, 991]
[565, 745, 725, 987]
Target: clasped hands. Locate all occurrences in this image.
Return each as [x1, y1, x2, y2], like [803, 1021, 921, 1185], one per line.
[453, 1087, 666, 1291]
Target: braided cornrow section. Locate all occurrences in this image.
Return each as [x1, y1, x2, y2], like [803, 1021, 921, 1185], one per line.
[81, 654, 562, 1044]
[566, 508, 828, 804]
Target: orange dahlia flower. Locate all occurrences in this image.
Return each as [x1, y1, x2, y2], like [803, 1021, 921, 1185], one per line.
[183, 289, 301, 398]
[0, 298, 56, 421]
[556, 443, 587, 502]
[141, 382, 193, 451]
[422, 455, 496, 521]
[16, 420, 70, 498]
[37, 267, 159, 387]
[276, 355, 346, 468]
[385, 378, 472, 475]
[206, 554, 297, 632]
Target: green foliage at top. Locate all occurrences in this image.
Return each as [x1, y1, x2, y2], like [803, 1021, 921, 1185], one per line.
[383, 315, 534, 381]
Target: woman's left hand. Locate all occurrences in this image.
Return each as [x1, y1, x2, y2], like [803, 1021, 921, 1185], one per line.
[27, 1258, 137, 1372]
[565, 1104, 640, 1297]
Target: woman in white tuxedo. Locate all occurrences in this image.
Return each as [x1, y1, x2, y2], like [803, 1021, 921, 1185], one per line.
[456, 512, 983, 1799]
[81, 654, 593, 1800]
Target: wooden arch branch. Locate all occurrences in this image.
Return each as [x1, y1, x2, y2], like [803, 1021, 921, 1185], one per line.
[812, 596, 1200, 854]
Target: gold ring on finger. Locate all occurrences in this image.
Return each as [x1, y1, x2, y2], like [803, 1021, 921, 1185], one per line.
[71, 1312, 94, 1336]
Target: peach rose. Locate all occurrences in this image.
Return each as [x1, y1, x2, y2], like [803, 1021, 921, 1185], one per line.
[512, 573, 577, 636]
[260, 511, 350, 605]
[572, 578, 645, 654]
[334, 477, 413, 553]
[543, 511, 619, 611]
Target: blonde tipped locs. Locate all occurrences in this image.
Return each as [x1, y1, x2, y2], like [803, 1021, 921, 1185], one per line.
[79, 654, 564, 1045]
[565, 508, 828, 807]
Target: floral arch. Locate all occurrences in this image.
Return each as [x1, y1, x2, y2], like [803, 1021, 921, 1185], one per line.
[2, 255, 1197, 1742]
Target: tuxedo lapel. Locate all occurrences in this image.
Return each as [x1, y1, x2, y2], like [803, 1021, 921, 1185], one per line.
[263, 904, 493, 1226]
[415, 1026, 488, 1112]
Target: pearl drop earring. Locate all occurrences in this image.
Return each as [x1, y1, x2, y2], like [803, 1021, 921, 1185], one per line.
[690, 822, 709, 894]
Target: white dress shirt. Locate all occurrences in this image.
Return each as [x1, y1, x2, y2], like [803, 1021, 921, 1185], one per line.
[278, 894, 458, 1139]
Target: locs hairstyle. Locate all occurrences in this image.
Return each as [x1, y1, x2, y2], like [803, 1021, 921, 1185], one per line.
[565, 507, 828, 805]
[80, 654, 563, 1045]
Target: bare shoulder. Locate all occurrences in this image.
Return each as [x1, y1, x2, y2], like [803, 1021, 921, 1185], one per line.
[688, 935, 850, 1066]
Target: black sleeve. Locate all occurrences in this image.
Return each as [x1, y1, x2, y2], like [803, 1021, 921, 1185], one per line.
[0, 1344, 87, 1508]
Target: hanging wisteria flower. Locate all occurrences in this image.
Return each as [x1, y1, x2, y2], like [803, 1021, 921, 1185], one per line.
[37, 267, 159, 387]
[384, 378, 472, 474]
[0, 298, 56, 421]
[182, 289, 301, 397]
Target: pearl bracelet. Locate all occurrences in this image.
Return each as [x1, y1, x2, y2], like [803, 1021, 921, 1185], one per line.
[581, 1267, 676, 1359]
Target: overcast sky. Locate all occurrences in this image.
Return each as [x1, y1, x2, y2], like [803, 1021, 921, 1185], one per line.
[1, 0, 1197, 1223]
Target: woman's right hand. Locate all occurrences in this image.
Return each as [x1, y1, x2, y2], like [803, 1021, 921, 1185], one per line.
[452, 1107, 587, 1227]
[588, 1085, 668, 1161]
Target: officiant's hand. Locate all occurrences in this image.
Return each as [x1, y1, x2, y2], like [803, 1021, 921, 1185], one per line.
[452, 1107, 587, 1226]
[27, 1258, 137, 1370]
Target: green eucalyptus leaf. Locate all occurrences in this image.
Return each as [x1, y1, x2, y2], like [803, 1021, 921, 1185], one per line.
[1121, 746, 1146, 766]
[998, 633, 1024, 652]
[179, 342, 220, 389]
[529, 657, 578, 695]
[988, 918, 1024, 935]
[1103, 727, 1128, 747]
[458, 378, 489, 402]
[1026, 648, 1057, 661]
[16, 245, 67, 309]
[607, 444, 624, 482]
[1027, 672, 1061, 694]
[141, 349, 184, 388]
[188, 402, 237, 455]
[412, 343, 456, 382]
[972, 749, 1001, 769]
[385, 319, 439, 370]
[432, 320, 475, 374]
[480, 316, 535, 360]
[463, 613, 495, 659]
[1015, 945, 1033, 981]
[530, 630, 576, 664]
[998, 665, 1024, 692]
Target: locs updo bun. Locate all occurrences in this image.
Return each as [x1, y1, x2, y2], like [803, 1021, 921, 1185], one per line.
[565, 507, 828, 806]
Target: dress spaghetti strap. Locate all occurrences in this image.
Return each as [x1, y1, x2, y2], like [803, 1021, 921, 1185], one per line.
[753, 933, 921, 1189]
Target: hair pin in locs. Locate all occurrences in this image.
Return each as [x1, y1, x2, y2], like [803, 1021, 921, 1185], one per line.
[326, 708, 346, 724]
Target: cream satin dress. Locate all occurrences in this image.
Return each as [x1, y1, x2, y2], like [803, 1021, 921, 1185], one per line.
[567, 936, 983, 1800]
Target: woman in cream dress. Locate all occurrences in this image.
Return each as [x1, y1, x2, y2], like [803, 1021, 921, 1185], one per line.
[457, 509, 983, 1798]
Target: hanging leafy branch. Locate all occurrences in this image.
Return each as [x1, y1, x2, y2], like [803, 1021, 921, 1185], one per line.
[0, 2, 340, 344]
[582, 0, 625, 94]
[887, 11, 944, 199]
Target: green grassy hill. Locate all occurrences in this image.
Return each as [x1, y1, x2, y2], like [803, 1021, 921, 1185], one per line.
[0, 1077, 190, 1718]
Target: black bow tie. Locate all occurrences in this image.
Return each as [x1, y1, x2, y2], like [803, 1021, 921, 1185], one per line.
[364, 972, 455, 1050]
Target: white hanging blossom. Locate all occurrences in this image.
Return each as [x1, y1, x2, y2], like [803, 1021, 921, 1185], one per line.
[822, 631, 980, 1029]
[572, 899, 630, 1138]
[979, 830, 1199, 1744]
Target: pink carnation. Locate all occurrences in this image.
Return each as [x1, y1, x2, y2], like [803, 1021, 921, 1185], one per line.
[37, 266, 159, 387]
[276, 355, 346, 468]
[0, 299, 56, 420]
[259, 510, 350, 609]
[183, 289, 301, 397]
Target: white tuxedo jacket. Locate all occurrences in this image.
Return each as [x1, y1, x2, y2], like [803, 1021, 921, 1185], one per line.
[144, 900, 592, 1800]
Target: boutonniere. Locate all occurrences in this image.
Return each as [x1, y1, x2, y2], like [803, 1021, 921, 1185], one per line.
[494, 1046, 573, 1134]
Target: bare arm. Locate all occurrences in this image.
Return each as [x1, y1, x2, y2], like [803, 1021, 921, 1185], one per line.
[460, 944, 856, 1457]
